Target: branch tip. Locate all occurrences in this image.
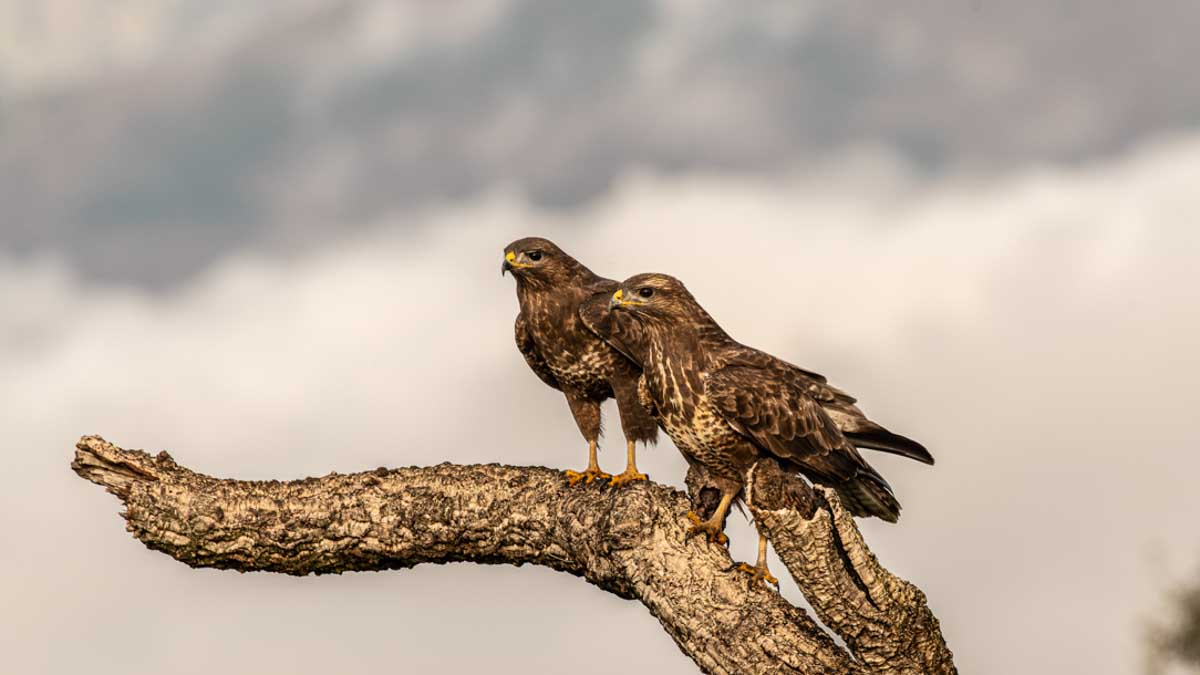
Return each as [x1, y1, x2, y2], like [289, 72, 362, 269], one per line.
[72, 435, 162, 497]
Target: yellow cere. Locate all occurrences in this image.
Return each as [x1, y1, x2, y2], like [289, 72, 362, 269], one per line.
[613, 289, 624, 301]
[506, 251, 517, 263]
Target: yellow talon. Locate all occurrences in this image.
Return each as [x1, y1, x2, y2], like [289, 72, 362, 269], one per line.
[609, 470, 649, 487]
[735, 562, 779, 589]
[565, 468, 610, 486]
[685, 511, 729, 546]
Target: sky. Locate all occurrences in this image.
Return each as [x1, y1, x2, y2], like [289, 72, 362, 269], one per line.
[2, 2, 1199, 674]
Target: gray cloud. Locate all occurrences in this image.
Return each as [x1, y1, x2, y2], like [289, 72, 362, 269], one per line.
[3, 135, 1199, 673]
[4, 0, 1200, 288]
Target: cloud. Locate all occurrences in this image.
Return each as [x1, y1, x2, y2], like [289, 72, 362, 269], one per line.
[3, 133, 1200, 674]
[0, 0, 294, 94]
[6, 0, 1200, 289]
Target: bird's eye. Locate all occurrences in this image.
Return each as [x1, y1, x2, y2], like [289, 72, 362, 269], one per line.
[527, 250, 543, 261]
[638, 287, 654, 299]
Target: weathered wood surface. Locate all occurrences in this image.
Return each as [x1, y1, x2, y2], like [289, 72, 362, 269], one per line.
[72, 435, 955, 674]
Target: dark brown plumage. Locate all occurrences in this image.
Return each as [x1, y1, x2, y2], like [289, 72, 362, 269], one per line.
[502, 237, 657, 486]
[583, 272, 932, 584]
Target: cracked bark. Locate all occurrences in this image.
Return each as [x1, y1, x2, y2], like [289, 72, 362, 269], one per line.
[746, 458, 956, 674]
[71, 436, 955, 674]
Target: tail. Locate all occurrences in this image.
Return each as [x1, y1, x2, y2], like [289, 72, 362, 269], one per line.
[845, 427, 934, 465]
[829, 466, 901, 523]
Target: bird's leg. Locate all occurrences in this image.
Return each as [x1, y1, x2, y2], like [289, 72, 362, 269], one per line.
[609, 440, 649, 487]
[565, 440, 611, 486]
[685, 489, 733, 546]
[735, 528, 779, 589]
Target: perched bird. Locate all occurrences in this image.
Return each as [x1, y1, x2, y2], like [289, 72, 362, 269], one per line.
[588, 272, 932, 585]
[502, 237, 658, 486]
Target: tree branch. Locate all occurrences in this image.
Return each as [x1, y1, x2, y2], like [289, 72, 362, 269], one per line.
[746, 459, 957, 674]
[71, 435, 953, 674]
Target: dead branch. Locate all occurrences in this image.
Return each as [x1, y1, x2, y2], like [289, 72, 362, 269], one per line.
[71, 435, 953, 674]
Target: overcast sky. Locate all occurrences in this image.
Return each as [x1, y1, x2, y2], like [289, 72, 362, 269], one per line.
[3, 2, 1199, 674]
[6, 0, 1200, 287]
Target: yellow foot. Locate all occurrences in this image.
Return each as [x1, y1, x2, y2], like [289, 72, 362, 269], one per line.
[735, 562, 780, 589]
[685, 511, 729, 546]
[564, 468, 611, 486]
[609, 469, 649, 487]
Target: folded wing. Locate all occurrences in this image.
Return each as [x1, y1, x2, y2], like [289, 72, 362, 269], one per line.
[514, 313, 560, 390]
[706, 365, 902, 521]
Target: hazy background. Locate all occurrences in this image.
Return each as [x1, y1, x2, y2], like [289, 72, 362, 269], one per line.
[3, 2, 1199, 673]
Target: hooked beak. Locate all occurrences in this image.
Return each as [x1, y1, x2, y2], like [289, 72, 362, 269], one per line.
[609, 288, 641, 309]
[501, 249, 520, 276]
[502, 250, 524, 276]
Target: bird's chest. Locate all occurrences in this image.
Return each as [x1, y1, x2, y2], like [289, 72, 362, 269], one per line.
[525, 304, 612, 393]
[645, 356, 739, 460]
[546, 342, 612, 392]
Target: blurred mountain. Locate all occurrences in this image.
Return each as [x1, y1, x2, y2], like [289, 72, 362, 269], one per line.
[3, 0, 1200, 286]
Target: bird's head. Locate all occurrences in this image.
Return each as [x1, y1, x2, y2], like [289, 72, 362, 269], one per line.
[501, 237, 581, 287]
[609, 273, 699, 323]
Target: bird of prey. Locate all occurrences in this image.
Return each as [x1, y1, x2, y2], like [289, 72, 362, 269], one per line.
[502, 237, 658, 486]
[587, 272, 932, 585]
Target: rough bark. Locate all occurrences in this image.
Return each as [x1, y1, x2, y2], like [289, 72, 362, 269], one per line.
[746, 458, 957, 674]
[71, 435, 954, 674]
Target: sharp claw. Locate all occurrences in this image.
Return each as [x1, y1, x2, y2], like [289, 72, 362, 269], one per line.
[609, 471, 649, 487]
[685, 513, 729, 546]
[734, 563, 779, 590]
[564, 468, 609, 487]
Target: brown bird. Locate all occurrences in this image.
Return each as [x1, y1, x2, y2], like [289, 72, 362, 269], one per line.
[502, 237, 658, 486]
[585, 272, 932, 585]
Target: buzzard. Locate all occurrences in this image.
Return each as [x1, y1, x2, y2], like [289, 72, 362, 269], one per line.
[587, 272, 932, 584]
[502, 238, 658, 486]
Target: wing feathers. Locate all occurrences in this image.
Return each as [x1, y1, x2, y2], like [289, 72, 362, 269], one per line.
[706, 365, 847, 464]
[514, 313, 560, 390]
[829, 469, 902, 522]
[845, 428, 935, 465]
[707, 364, 905, 521]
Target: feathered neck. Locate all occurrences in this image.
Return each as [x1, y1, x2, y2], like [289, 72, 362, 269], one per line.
[628, 305, 733, 366]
